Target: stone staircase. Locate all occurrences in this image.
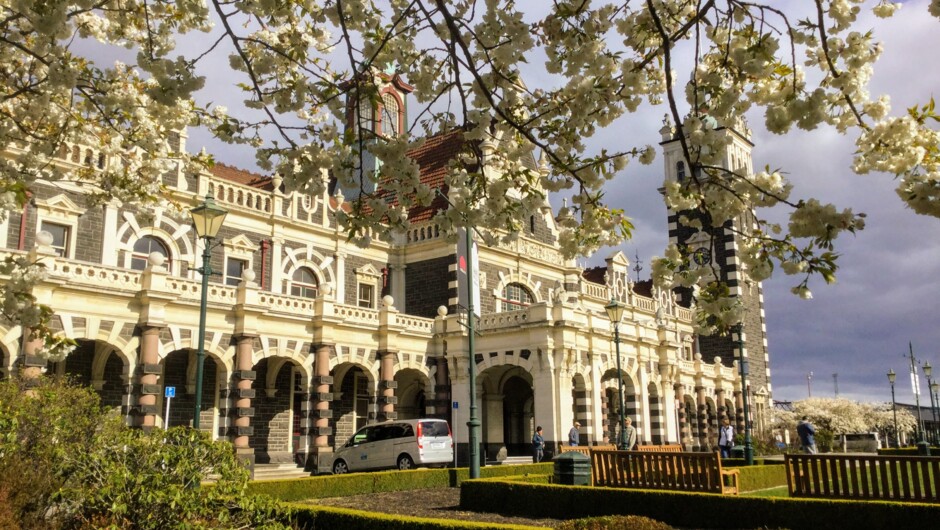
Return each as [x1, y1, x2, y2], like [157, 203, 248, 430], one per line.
[251, 463, 311, 481]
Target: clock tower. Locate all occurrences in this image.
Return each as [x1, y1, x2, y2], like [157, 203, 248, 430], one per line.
[659, 116, 773, 433]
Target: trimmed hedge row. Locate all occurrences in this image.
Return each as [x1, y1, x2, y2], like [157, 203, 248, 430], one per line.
[722, 458, 785, 467]
[878, 447, 938, 456]
[248, 463, 553, 502]
[286, 503, 542, 530]
[461, 479, 940, 530]
[735, 463, 787, 492]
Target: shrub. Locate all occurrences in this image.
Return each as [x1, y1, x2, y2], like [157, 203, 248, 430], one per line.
[1, 376, 292, 529]
[59, 426, 291, 529]
[0, 375, 113, 529]
[557, 515, 674, 530]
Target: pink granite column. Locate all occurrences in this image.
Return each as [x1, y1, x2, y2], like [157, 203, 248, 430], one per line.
[377, 349, 398, 421]
[233, 334, 256, 470]
[137, 326, 161, 430]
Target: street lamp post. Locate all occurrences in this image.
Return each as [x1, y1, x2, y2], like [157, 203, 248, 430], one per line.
[924, 362, 937, 445]
[604, 299, 628, 450]
[888, 369, 900, 448]
[464, 228, 481, 479]
[734, 324, 754, 465]
[189, 193, 228, 430]
[933, 381, 940, 445]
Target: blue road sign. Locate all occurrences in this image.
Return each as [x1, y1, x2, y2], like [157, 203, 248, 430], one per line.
[453, 401, 458, 409]
[165, 386, 176, 398]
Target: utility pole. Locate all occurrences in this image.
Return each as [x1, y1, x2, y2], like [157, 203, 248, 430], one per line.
[833, 373, 839, 397]
[807, 371, 813, 398]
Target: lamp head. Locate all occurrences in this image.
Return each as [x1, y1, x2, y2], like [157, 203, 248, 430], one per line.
[190, 193, 228, 239]
[887, 368, 896, 384]
[604, 298, 625, 325]
[924, 361, 932, 379]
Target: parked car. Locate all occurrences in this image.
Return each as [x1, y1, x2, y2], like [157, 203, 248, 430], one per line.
[331, 418, 454, 474]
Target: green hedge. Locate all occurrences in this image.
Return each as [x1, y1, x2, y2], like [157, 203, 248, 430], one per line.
[877, 447, 939, 456]
[460, 479, 940, 530]
[248, 463, 554, 502]
[722, 458, 785, 467]
[285, 503, 542, 530]
[735, 464, 787, 492]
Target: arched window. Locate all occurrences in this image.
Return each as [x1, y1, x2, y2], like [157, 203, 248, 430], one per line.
[381, 92, 401, 137]
[500, 282, 533, 311]
[131, 235, 170, 270]
[676, 161, 686, 181]
[289, 267, 319, 298]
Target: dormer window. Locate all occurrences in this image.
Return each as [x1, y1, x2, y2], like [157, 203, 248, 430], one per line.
[380, 92, 401, 137]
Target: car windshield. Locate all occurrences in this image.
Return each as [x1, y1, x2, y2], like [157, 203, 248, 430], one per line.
[420, 421, 448, 437]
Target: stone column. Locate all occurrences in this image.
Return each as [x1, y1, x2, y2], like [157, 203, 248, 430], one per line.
[233, 335, 256, 471]
[716, 388, 727, 420]
[137, 326, 162, 430]
[433, 356, 451, 418]
[310, 343, 334, 473]
[734, 390, 745, 434]
[695, 385, 707, 451]
[675, 384, 689, 449]
[377, 349, 398, 421]
[19, 329, 46, 384]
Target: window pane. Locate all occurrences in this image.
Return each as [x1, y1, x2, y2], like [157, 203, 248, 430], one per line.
[40, 222, 69, 257]
[226, 258, 247, 286]
[131, 236, 169, 271]
[503, 283, 532, 310]
[290, 267, 318, 298]
[358, 284, 374, 308]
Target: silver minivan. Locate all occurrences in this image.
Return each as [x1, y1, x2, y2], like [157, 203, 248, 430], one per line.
[331, 418, 453, 474]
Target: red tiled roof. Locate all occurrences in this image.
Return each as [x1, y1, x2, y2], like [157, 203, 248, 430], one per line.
[207, 129, 474, 221]
[399, 129, 468, 222]
[632, 280, 654, 297]
[209, 163, 275, 191]
[582, 266, 607, 285]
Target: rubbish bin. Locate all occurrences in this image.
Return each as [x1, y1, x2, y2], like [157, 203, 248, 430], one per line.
[553, 451, 591, 485]
[731, 445, 745, 459]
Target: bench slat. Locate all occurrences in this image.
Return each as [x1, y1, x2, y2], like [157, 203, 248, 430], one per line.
[785, 453, 940, 502]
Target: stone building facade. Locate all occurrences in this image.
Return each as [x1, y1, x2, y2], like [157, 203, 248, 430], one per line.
[0, 78, 768, 472]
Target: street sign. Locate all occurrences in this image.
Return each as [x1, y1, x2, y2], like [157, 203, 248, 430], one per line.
[165, 386, 176, 398]
[453, 401, 458, 409]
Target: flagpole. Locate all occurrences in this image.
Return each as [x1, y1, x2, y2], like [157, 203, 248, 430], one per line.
[909, 342, 927, 450]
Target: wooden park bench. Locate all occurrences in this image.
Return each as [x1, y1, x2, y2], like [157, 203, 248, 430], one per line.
[559, 444, 615, 457]
[785, 453, 940, 502]
[590, 449, 738, 494]
[635, 444, 683, 453]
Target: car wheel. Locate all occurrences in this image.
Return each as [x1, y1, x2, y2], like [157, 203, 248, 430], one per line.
[332, 459, 349, 474]
[397, 454, 415, 470]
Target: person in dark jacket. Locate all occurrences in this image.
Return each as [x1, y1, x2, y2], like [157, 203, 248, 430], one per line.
[532, 426, 545, 463]
[797, 416, 817, 454]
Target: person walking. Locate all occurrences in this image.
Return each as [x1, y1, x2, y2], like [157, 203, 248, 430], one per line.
[622, 417, 637, 450]
[718, 417, 735, 458]
[568, 421, 581, 446]
[532, 426, 545, 463]
[797, 416, 817, 454]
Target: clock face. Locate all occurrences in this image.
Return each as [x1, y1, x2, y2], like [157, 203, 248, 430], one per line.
[692, 246, 712, 266]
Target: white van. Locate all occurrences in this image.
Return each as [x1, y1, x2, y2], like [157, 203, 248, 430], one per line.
[331, 418, 453, 474]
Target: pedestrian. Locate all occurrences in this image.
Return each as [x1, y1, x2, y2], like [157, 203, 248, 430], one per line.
[718, 417, 735, 458]
[532, 426, 545, 463]
[568, 421, 581, 446]
[797, 416, 817, 454]
[622, 417, 637, 450]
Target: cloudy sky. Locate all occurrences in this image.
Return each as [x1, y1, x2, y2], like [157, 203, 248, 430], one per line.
[595, 2, 940, 406]
[181, 1, 940, 406]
